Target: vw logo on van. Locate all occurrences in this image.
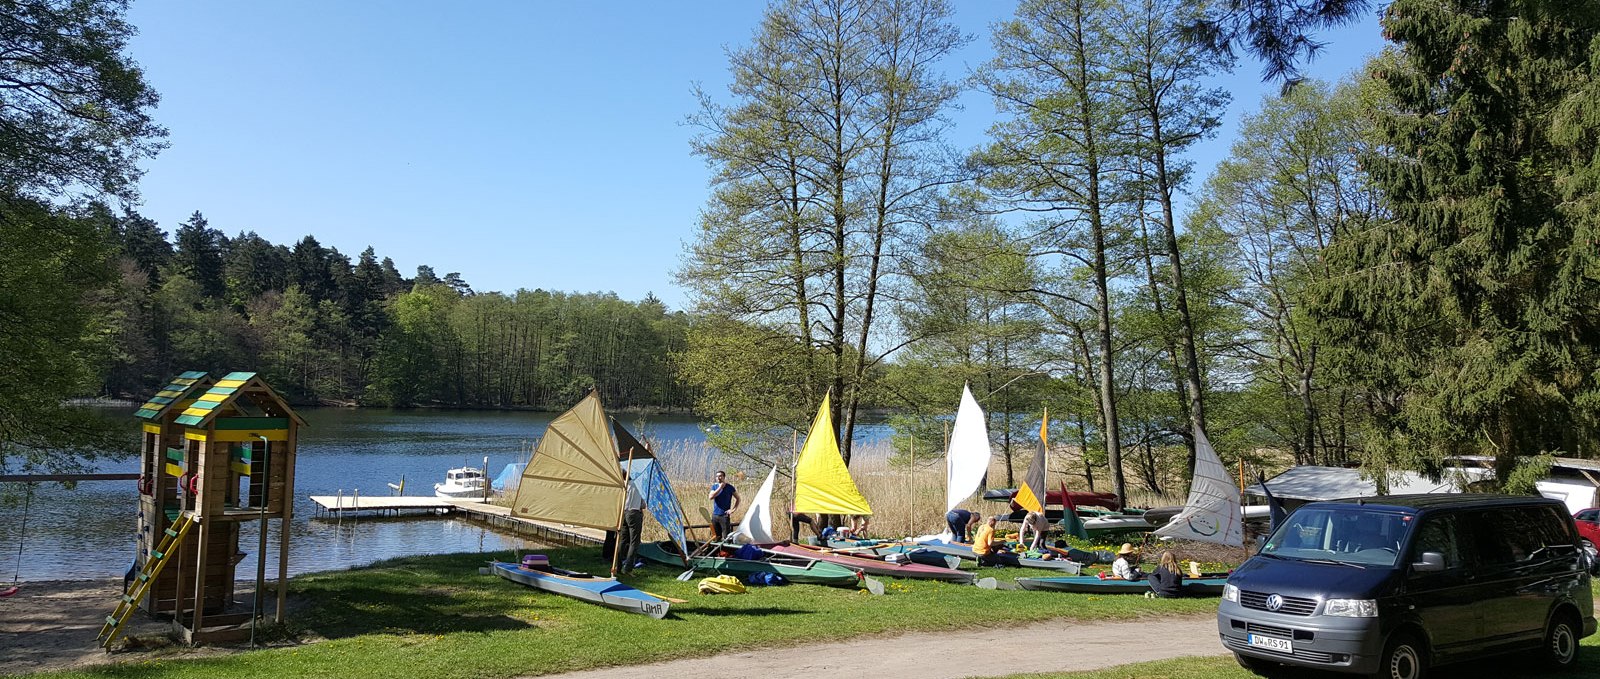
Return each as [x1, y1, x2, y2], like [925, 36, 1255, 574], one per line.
[1265, 594, 1284, 611]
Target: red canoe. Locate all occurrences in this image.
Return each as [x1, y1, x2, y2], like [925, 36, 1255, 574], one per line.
[763, 543, 975, 583]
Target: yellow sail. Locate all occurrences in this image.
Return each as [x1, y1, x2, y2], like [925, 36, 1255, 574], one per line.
[511, 391, 626, 530]
[794, 393, 872, 516]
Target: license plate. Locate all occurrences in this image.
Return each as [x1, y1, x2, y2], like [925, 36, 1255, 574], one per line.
[1248, 634, 1293, 654]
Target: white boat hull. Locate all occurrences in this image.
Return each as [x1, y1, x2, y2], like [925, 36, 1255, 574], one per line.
[434, 486, 491, 500]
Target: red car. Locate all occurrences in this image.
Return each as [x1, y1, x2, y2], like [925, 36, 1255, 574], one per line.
[1576, 507, 1600, 551]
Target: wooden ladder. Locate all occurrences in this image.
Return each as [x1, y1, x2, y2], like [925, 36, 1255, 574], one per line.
[97, 512, 196, 648]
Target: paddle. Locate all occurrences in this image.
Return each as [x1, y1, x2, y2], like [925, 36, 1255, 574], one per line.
[635, 589, 689, 604]
[676, 540, 718, 581]
[862, 575, 885, 596]
[975, 577, 999, 590]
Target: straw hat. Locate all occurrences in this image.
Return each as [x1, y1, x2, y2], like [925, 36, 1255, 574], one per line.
[1117, 542, 1138, 555]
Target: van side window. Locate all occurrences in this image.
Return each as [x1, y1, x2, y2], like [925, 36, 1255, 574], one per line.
[1469, 507, 1572, 565]
[1519, 506, 1575, 559]
[1412, 514, 1460, 569]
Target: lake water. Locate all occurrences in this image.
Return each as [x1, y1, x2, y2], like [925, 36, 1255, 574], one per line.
[0, 407, 886, 582]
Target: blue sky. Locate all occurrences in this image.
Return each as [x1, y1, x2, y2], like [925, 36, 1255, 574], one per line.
[126, 1, 1385, 311]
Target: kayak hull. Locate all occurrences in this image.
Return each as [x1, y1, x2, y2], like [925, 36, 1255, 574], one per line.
[1016, 575, 1229, 595]
[639, 541, 863, 587]
[491, 562, 670, 618]
[826, 539, 1081, 573]
[764, 543, 975, 583]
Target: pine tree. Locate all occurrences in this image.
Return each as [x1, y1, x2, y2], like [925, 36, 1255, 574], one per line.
[1315, 1, 1600, 476]
[171, 211, 228, 300]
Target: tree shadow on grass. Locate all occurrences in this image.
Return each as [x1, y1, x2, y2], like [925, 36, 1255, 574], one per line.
[291, 581, 536, 639]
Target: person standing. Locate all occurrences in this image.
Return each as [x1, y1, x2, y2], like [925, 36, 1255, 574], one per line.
[616, 472, 646, 576]
[946, 508, 979, 542]
[708, 470, 740, 541]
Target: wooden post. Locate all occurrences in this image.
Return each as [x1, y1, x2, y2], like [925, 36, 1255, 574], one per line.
[276, 422, 296, 623]
[609, 446, 636, 577]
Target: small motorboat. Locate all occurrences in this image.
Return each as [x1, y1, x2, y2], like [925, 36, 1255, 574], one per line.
[434, 466, 490, 499]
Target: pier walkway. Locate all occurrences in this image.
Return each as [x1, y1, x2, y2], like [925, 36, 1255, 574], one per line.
[307, 495, 602, 546]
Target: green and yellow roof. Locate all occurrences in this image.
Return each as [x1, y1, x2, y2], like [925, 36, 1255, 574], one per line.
[134, 371, 213, 420]
[173, 371, 305, 428]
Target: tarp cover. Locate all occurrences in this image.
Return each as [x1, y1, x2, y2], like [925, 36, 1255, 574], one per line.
[945, 383, 992, 512]
[794, 393, 872, 516]
[1154, 427, 1243, 547]
[492, 463, 525, 492]
[1244, 466, 1489, 502]
[622, 457, 690, 560]
[736, 466, 778, 544]
[511, 391, 626, 530]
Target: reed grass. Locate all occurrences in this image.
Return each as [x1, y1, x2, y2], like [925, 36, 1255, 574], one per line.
[635, 440, 1185, 543]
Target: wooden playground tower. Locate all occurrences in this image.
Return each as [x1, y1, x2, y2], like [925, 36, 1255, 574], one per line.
[120, 370, 303, 645]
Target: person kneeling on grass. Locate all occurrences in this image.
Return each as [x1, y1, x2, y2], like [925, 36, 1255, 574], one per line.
[972, 515, 1021, 567]
[1145, 550, 1183, 599]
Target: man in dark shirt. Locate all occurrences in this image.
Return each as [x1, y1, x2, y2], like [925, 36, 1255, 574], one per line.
[708, 470, 740, 541]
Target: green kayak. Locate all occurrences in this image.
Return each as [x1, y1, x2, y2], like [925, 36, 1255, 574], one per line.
[638, 541, 864, 588]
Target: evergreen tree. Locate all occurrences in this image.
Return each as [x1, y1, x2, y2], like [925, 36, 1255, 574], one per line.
[117, 212, 171, 288]
[171, 211, 228, 300]
[224, 231, 288, 308]
[1315, 1, 1600, 477]
[290, 235, 337, 302]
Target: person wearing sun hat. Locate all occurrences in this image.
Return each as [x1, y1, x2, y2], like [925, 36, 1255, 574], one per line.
[1111, 542, 1144, 581]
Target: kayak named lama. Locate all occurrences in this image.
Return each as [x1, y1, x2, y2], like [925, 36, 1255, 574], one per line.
[492, 557, 670, 618]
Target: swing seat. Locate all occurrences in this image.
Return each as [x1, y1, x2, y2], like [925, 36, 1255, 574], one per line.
[0, 585, 18, 597]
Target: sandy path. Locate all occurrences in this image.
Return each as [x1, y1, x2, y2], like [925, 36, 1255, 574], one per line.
[0, 580, 243, 676]
[526, 616, 1226, 679]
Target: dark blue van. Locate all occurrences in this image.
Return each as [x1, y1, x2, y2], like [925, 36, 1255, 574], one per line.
[1218, 494, 1596, 679]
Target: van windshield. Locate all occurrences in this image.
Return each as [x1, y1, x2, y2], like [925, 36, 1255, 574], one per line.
[1261, 507, 1415, 568]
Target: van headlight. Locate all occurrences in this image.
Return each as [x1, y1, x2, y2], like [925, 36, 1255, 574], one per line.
[1324, 599, 1378, 617]
[1222, 584, 1239, 602]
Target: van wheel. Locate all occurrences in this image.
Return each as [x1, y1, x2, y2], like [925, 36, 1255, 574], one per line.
[1376, 633, 1427, 679]
[1234, 652, 1284, 677]
[1539, 613, 1579, 669]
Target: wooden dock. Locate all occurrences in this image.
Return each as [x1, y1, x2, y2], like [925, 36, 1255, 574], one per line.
[307, 495, 602, 547]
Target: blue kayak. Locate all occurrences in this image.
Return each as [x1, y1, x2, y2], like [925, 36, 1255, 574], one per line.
[491, 561, 671, 618]
[1017, 575, 1229, 595]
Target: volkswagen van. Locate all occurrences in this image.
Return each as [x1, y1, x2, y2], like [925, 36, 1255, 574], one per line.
[1218, 494, 1595, 679]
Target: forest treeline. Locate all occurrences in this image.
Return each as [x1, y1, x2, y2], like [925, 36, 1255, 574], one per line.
[97, 212, 694, 410]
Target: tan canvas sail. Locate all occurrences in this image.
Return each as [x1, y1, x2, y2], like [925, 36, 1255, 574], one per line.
[511, 391, 626, 530]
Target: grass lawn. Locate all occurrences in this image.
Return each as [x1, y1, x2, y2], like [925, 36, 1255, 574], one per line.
[37, 547, 1215, 679]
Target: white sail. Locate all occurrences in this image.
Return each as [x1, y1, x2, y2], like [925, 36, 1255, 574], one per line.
[1154, 426, 1244, 546]
[945, 384, 993, 512]
[735, 466, 777, 544]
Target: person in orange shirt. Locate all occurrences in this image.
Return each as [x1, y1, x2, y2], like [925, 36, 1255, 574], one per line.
[971, 515, 1020, 567]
